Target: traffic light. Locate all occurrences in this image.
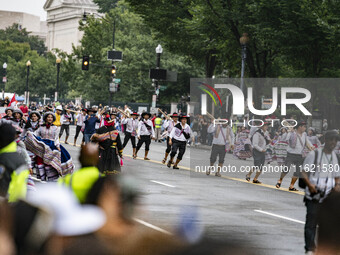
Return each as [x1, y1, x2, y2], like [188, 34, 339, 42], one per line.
[82, 56, 89, 71]
[111, 65, 116, 76]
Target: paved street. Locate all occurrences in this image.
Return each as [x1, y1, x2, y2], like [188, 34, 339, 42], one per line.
[60, 126, 306, 255]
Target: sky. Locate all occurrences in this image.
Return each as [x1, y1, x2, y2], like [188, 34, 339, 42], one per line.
[0, 0, 47, 20]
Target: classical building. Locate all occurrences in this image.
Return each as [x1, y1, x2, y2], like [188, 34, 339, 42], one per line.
[44, 0, 99, 53]
[0, 10, 47, 43]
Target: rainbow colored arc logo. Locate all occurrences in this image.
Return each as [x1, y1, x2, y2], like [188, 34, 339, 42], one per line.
[198, 82, 223, 106]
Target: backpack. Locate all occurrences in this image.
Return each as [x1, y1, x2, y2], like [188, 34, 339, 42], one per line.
[298, 150, 318, 189]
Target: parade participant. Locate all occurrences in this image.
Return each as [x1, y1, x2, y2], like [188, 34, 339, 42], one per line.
[91, 114, 123, 174]
[3, 107, 14, 120]
[84, 108, 99, 144]
[307, 127, 321, 148]
[0, 123, 29, 202]
[53, 105, 63, 128]
[246, 122, 270, 184]
[207, 120, 235, 176]
[167, 114, 191, 169]
[122, 112, 139, 156]
[59, 143, 102, 203]
[233, 127, 252, 160]
[59, 108, 73, 144]
[24, 112, 74, 181]
[24, 111, 41, 133]
[162, 113, 179, 164]
[134, 112, 155, 160]
[11, 109, 26, 128]
[301, 130, 340, 254]
[74, 108, 87, 146]
[154, 114, 163, 143]
[274, 127, 289, 166]
[276, 121, 314, 191]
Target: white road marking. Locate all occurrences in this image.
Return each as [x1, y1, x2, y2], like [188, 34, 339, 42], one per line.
[150, 180, 176, 188]
[254, 210, 305, 224]
[134, 218, 172, 235]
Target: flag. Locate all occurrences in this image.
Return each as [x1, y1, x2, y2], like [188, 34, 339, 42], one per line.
[8, 94, 17, 107]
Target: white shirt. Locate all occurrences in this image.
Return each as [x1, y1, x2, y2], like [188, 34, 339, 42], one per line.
[303, 148, 340, 202]
[169, 123, 191, 142]
[122, 117, 138, 135]
[75, 113, 86, 126]
[35, 125, 60, 147]
[163, 119, 178, 136]
[137, 119, 155, 137]
[287, 132, 312, 154]
[209, 125, 235, 146]
[252, 129, 267, 152]
[61, 113, 73, 125]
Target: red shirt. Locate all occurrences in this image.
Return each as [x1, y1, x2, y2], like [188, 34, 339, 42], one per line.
[151, 116, 156, 127]
[20, 106, 28, 115]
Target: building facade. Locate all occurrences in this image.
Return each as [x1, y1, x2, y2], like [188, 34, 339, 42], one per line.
[44, 0, 99, 53]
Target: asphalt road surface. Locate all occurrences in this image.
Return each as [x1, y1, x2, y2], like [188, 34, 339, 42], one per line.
[60, 126, 306, 255]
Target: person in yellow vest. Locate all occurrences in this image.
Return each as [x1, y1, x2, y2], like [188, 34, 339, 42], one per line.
[53, 105, 63, 128]
[154, 114, 163, 143]
[0, 123, 29, 202]
[59, 143, 102, 203]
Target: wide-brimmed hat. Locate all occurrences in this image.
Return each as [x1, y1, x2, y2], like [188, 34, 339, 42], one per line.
[13, 109, 23, 118]
[324, 130, 340, 141]
[87, 108, 97, 114]
[29, 111, 41, 120]
[296, 121, 307, 128]
[5, 107, 14, 114]
[170, 112, 179, 118]
[131, 112, 139, 116]
[26, 184, 106, 237]
[43, 112, 56, 122]
[56, 105, 63, 111]
[141, 112, 151, 118]
[179, 114, 190, 120]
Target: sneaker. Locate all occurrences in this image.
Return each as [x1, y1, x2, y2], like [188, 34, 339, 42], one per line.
[215, 172, 221, 177]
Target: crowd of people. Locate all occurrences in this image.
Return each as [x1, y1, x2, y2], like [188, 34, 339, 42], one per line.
[1, 100, 340, 254]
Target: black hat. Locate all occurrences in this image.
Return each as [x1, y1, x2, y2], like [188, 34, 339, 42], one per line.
[43, 112, 56, 122]
[87, 108, 97, 114]
[29, 111, 41, 120]
[296, 121, 307, 128]
[141, 112, 151, 118]
[0, 123, 16, 149]
[170, 112, 179, 118]
[131, 112, 139, 116]
[179, 114, 190, 120]
[325, 130, 340, 141]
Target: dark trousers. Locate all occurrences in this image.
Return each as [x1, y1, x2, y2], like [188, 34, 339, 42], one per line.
[210, 144, 227, 164]
[165, 136, 172, 153]
[59, 124, 70, 137]
[75, 125, 84, 142]
[304, 198, 320, 252]
[253, 149, 265, 172]
[170, 139, 186, 160]
[123, 132, 136, 148]
[136, 135, 151, 151]
[284, 153, 304, 177]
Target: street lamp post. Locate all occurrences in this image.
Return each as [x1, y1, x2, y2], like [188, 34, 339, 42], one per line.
[239, 33, 249, 93]
[55, 58, 61, 102]
[2, 62, 7, 100]
[155, 44, 163, 107]
[25, 60, 31, 105]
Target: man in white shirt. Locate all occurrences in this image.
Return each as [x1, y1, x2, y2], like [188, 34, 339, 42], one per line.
[246, 122, 270, 184]
[134, 112, 155, 160]
[207, 121, 235, 177]
[162, 113, 179, 164]
[167, 114, 191, 169]
[301, 130, 340, 254]
[276, 121, 314, 191]
[74, 108, 87, 146]
[122, 112, 139, 156]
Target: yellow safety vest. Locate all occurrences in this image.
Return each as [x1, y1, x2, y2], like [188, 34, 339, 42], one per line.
[155, 117, 162, 129]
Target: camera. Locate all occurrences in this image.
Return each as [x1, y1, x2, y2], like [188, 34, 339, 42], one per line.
[311, 188, 326, 201]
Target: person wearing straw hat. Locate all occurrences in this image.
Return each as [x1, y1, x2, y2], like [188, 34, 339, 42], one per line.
[162, 112, 179, 164]
[246, 121, 271, 184]
[122, 112, 139, 156]
[134, 112, 155, 160]
[275, 121, 314, 191]
[167, 114, 191, 169]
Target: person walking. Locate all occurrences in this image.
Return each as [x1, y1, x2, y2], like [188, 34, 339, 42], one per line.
[276, 121, 314, 191]
[246, 122, 270, 184]
[134, 112, 155, 160]
[162, 113, 179, 164]
[84, 109, 100, 144]
[154, 114, 163, 143]
[301, 130, 340, 254]
[74, 108, 87, 146]
[59, 108, 73, 144]
[122, 112, 139, 156]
